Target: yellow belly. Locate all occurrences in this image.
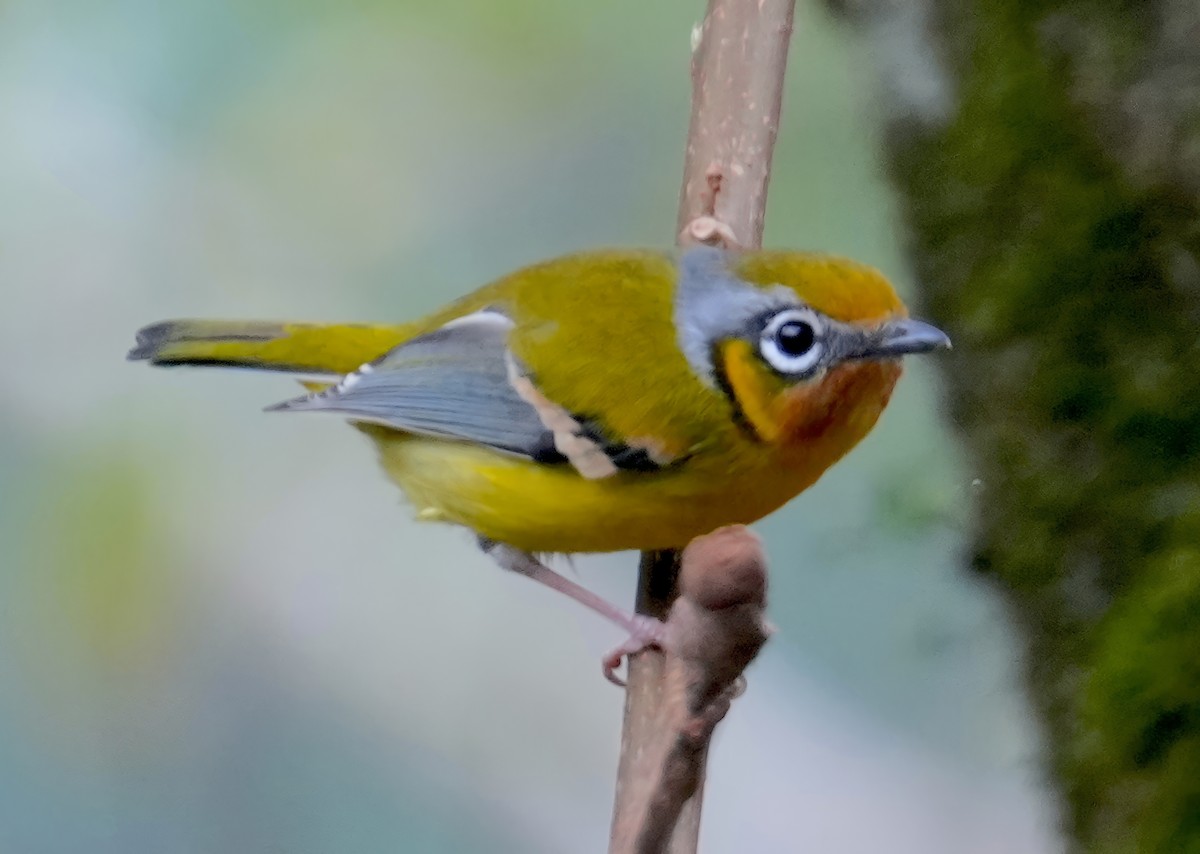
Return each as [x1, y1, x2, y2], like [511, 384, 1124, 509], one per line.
[369, 432, 834, 553]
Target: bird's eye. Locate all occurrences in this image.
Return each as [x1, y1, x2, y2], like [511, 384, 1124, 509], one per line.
[760, 309, 824, 374]
[776, 320, 815, 355]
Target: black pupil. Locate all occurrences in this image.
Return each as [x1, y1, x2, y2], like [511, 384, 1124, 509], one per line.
[776, 320, 815, 356]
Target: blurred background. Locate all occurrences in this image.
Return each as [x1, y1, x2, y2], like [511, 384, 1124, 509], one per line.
[0, 1, 1060, 851]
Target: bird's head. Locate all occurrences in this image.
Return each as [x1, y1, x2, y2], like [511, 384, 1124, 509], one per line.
[674, 246, 949, 452]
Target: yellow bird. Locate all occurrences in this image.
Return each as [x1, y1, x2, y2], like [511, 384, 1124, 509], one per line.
[130, 246, 948, 673]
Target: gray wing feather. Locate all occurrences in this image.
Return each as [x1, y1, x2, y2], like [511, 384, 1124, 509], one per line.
[269, 310, 550, 457]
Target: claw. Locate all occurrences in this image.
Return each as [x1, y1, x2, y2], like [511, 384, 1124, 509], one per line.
[602, 615, 667, 687]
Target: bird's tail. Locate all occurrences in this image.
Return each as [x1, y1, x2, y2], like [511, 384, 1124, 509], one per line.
[127, 319, 413, 376]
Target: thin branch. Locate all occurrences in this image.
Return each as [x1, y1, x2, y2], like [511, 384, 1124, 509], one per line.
[678, 0, 796, 247]
[610, 1, 796, 851]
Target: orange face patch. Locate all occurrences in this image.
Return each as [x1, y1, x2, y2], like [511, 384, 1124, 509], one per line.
[716, 339, 791, 443]
[778, 360, 901, 446]
[716, 339, 902, 449]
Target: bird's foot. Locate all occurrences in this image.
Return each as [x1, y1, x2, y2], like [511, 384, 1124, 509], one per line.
[602, 615, 667, 687]
[477, 537, 669, 687]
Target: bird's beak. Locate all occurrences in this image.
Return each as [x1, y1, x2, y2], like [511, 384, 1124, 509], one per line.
[850, 318, 952, 360]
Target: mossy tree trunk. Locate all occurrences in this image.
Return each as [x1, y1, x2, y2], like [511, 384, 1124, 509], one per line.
[833, 2, 1200, 851]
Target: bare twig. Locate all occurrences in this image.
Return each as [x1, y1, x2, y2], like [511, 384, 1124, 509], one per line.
[678, 0, 795, 247]
[611, 2, 795, 849]
[610, 528, 772, 854]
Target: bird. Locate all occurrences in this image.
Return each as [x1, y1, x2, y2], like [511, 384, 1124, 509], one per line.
[129, 245, 949, 679]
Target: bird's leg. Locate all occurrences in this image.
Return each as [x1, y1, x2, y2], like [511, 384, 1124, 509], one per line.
[478, 537, 665, 686]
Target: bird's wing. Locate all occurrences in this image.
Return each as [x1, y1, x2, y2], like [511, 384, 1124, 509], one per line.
[268, 310, 670, 478]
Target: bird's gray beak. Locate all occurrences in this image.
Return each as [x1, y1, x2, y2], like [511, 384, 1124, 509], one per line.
[850, 318, 952, 360]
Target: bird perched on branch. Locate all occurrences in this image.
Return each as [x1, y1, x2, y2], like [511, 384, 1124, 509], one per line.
[129, 245, 949, 677]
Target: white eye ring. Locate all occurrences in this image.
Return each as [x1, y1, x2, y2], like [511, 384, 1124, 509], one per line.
[759, 308, 825, 374]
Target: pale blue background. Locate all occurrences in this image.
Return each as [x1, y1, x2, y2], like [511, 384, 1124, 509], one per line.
[1, 1, 1060, 851]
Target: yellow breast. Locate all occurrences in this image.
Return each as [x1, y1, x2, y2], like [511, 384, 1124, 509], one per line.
[365, 359, 899, 554]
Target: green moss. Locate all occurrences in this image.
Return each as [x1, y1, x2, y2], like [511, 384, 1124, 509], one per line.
[1072, 549, 1200, 850]
[876, 0, 1200, 849]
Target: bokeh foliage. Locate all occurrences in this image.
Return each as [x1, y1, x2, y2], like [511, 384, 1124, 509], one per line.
[2, 0, 1055, 850]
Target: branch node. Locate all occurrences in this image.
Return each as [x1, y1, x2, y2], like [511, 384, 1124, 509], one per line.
[679, 216, 740, 248]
